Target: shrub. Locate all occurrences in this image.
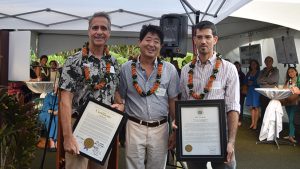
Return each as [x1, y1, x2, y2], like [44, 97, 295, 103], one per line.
[0, 87, 40, 169]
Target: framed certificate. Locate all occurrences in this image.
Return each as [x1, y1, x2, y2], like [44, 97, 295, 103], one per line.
[175, 99, 227, 162]
[73, 99, 127, 165]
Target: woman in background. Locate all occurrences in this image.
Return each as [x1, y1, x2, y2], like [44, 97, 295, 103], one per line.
[283, 67, 298, 143]
[244, 59, 261, 130]
[35, 55, 50, 81]
[49, 60, 60, 82]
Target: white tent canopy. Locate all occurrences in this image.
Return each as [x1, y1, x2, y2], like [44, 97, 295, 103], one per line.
[231, 0, 300, 31]
[0, 0, 254, 55]
[0, 0, 250, 32]
[2, 0, 300, 84]
[1, 0, 299, 56]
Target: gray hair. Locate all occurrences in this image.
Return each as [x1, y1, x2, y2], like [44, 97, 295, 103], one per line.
[88, 12, 111, 31]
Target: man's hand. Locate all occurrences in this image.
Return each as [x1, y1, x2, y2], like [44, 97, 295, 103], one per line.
[225, 142, 235, 163]
[111, 103, 125, 112]
[171, 120, 177, 130]
[64, 135, 80, 155]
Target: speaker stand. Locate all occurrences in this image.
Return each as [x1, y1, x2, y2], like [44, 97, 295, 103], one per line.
[166, 149, 187, 169]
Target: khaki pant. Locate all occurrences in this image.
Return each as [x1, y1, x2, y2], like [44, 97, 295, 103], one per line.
[125, 120, 169, 169]
[65, 151, 110, 169]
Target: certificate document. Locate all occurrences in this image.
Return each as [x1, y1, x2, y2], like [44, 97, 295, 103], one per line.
[175, 100, 227, 161]
[181, 107, 220, 155]
[73, 100, 126, 165]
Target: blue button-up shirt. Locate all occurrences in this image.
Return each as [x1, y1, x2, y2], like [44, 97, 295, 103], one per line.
[119, 58, 180, 121]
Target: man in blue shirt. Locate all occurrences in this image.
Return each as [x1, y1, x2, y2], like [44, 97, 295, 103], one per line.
[119, 24, 180, 169]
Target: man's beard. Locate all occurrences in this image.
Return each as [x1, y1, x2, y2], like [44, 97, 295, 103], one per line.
[198, 47, 208, 55]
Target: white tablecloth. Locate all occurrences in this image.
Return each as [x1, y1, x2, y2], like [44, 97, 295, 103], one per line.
[255, 88, 292, 141]
[25, 81, 54, 94]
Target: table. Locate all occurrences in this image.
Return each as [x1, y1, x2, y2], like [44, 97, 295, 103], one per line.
[25, 81, 54, 98]
[255, 88, 294, 149]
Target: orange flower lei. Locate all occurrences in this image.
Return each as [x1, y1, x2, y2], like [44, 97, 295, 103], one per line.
[82, 42, 111, 90]
[188, 53, 222, 99]
[131, 58, 163, 97]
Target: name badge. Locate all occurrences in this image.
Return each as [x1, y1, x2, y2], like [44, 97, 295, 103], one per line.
[156, 88, 166, 96]
[83, 63, 92, 67]
[211, 81, 222, 89]
[110, 66, 115, 74]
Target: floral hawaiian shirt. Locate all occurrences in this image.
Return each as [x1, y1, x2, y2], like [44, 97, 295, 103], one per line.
[59, 51, 120, 114]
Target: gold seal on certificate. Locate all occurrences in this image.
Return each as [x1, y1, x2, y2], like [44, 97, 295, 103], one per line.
[84, 138, 94, 149]
[185, 144, 193, 152]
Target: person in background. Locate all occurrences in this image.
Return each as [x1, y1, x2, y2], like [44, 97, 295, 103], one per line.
[257, 56, 279, 128]
[282, 67, 298, 143]
[179, 21, 239, 169]
[59, 12, 123, 169]
[119, 24, 180, 169]
[234, 61, 246, 126]
[49, 60, 60, 82]
[38, 83, 59, 151]
[244, 59, 261, 130]
[30, 61, 39, 79]
[289, 86, 300, 144]
[35, 55, 50, 81]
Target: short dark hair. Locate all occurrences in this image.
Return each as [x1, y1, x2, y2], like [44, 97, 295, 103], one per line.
[139, 24, 164, 44]
[194, 20, 217, 36]
[265, 56, 273, 62]
[49, 60, 58, 67]
[40, 55, 48, 61]
[89, 12, 111, 31]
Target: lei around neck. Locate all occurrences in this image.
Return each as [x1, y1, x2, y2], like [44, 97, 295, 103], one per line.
[188, 53, 222, 99]
[131, 57, 163, 97]
[82, 42, 112, 90]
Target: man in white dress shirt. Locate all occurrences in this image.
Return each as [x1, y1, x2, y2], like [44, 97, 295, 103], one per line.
[179, 21, 240, 169]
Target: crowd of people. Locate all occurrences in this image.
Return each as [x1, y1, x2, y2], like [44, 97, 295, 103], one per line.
[30, 55, 60, 82]
[8, 10, 300, 169]
[235, 56, 300, 144]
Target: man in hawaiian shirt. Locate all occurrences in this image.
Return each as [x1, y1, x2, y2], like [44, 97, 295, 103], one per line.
[59, 12, 123, 169]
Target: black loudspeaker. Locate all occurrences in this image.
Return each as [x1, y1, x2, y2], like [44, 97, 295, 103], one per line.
[160, 14, 188, 58]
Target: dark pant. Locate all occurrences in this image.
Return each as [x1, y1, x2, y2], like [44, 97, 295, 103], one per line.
[294, 110, 300, 143]
[239, 94, 246, 122]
